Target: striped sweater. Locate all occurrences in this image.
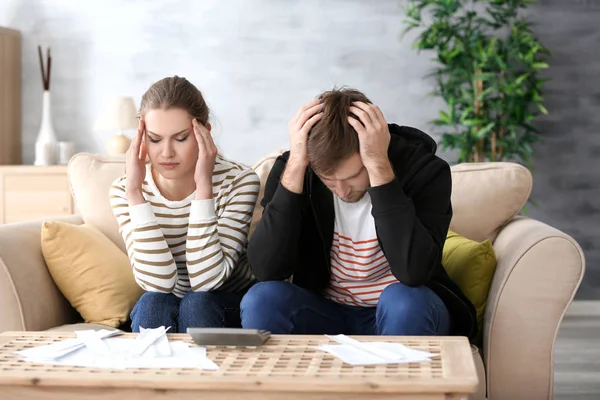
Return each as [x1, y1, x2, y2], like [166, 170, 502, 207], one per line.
[324, 193, 398, 307]
[109, 155, 260, 297]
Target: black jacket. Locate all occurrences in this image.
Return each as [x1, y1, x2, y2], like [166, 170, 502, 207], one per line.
[247, 124, 478, 341]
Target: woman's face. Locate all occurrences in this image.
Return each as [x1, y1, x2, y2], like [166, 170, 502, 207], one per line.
[143, 107, 208, 180]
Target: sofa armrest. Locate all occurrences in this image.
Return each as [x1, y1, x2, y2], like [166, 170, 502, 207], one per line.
[484, 216, 585, 400]
[0, 214, 84, 332]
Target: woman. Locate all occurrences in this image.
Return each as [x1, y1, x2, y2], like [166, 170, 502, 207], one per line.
[109, 76, 260, 333]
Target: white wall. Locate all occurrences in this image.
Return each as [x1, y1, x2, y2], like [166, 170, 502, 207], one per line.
[0, 0, 444, 166]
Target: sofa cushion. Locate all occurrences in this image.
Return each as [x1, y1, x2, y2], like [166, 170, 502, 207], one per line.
[41, 221, 144, 328]
[449, 162, 532, 242]
[68, 153, 127, 252]
[249, 149, 286, 237]
[442, 229, 497, 345]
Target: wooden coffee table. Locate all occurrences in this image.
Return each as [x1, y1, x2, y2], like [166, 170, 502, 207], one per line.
[0, 331, 478, 399]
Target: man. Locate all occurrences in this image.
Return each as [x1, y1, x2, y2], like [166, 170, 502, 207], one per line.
[242, 88, 477, 339]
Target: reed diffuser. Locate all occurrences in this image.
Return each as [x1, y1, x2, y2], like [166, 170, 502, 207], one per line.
[34, 45, 58, 166]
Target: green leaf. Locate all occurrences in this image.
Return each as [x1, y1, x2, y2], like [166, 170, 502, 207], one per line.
[462, 119, 487, 127]
[473, 72, 496, 82]
[476, 87, 496, 102]
[459, 106, 474, 122]
[514, 73, 530, 86]
[404, 3, 422, 21]
[438, 110, 452, 124]
[440, 133, 458, 150]
[538, 104, 548, 115]
[474, 122, 496, 139]
[532, 62, 549, 69]
[433, 119, 452, 126]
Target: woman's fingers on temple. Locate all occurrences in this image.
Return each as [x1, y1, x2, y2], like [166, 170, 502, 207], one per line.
[201, 126, 215, 154]
[133, 119, 145, 149]
[193, 119, 212, 155]
[131, 129, 141, 153]
[207, 132, 218, 154]
[192, 119, 202, 138]
[138, 135, 147, 160]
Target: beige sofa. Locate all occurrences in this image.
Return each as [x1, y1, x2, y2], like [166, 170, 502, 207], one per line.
[0, 152, 585, 400]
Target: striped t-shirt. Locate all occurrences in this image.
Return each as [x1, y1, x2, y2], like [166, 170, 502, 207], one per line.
[109, 154, 260, 298]
[324, 193, 398, 307]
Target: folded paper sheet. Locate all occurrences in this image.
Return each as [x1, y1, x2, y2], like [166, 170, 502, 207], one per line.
[16, 327, 219, 370]
[317, 334, 436, 365]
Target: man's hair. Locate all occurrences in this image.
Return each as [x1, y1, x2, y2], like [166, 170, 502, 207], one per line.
[307, 87, 372, 176]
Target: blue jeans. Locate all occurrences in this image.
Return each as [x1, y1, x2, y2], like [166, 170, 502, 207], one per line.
[131, 291, 244, 333]
[240, 281, 450, 335]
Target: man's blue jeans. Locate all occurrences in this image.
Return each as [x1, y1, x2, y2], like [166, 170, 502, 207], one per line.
[130, 291, 244, 333]
[240, 281, 451, 335]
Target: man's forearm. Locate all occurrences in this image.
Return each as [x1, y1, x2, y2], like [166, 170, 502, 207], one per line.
[281, 159, 307, 194]
[367, 159, 396, 187]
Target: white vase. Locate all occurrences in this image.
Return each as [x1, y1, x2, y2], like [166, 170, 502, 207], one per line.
[34, 90, 58, 166]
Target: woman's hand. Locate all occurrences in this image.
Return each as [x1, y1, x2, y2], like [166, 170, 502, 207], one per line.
[125, 118, 147, 205]
[193, 119, 217, 200]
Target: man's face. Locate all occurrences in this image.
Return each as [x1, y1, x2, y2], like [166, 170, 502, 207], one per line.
[317, 153, 371, 203]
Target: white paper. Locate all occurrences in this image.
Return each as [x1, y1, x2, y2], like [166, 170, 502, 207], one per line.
[151, 327, 172, 357]
[317, 334, 436, 365]
[76, 330, 111, 355]
[17, 329, 121, 361]
[131, 326, 171, 356]
[15, 327, 218, 371]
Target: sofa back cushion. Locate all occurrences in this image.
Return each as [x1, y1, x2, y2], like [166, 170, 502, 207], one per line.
[448, 162, 532, 242]
[249, 150, 287, 236]
[68, 152, 532, 251]
[68, 153, 126, 252]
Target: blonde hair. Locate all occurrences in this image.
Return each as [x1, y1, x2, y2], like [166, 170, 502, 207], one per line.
[139, 75, 210, 124]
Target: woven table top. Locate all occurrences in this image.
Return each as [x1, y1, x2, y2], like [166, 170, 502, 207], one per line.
[0, 331, 478, 395]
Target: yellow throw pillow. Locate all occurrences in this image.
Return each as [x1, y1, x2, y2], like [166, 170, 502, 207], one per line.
[41, 221, 144, 328]
[442, 230, 497, 344]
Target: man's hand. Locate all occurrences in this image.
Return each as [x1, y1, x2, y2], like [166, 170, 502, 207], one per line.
[347, 101, 395, 187]
[282, 99, 323, 193]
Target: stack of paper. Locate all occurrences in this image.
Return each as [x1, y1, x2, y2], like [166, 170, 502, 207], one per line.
[15, 327, 219, 370]
[317, 334, 436, 365]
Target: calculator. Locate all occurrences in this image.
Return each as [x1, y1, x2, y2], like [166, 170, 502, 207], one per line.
[187, 328, 271, 346]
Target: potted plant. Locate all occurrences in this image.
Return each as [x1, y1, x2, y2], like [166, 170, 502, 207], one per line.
[402, 0, 551, 168]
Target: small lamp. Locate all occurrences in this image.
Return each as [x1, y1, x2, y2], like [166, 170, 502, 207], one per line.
[93, 96, 138, 155]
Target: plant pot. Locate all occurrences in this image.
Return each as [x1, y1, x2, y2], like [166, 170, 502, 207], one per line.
[34, 90, 58, 166]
